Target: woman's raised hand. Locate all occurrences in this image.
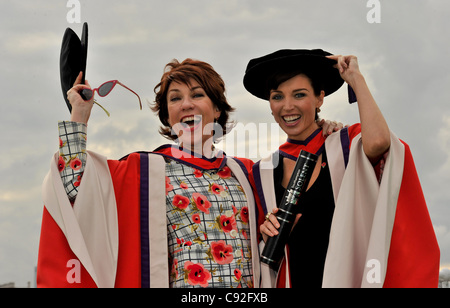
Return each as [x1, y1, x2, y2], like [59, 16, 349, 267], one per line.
[326, 55, 362, 88]
[66, 71, 94, 125]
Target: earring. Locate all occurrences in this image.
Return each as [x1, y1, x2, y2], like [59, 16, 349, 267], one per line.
[315, 108, 321, 122]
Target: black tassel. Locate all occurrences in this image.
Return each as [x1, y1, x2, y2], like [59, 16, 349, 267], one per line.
[348, 85, 357, 104]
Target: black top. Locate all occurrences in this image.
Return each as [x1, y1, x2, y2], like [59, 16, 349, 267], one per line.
[273, 149, 335, 288]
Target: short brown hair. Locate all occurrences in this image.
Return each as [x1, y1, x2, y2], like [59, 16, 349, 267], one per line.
[152, 58, 235, 141]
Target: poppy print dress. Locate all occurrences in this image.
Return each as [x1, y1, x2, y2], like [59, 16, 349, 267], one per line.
[164, 157, 253, 288]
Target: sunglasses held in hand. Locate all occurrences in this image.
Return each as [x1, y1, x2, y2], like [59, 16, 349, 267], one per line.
[79, 80, 142, 116]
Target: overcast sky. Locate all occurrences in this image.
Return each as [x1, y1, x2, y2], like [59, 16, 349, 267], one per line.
[1, 0, 449, 287]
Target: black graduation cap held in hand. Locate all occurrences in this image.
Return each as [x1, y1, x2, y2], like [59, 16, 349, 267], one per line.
[60, 22, 88, 113]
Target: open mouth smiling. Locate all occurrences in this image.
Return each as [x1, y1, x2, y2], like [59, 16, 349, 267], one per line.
[282, 115, 301, 125]
[180, 115, 202, 130]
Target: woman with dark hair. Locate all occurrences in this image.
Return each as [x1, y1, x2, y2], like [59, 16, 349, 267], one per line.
[245, 49, 440, 288]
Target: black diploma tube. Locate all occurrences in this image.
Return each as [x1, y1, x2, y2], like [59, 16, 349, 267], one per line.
[260, 150, 318, 270]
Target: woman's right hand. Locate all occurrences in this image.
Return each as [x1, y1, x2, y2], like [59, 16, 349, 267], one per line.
[260, 208, 281, 243]
[260, 208, 302, 242]
[67, 71, 94, 125]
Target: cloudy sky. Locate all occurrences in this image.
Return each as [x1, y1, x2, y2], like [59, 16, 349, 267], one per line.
[1, 0, 449, 286]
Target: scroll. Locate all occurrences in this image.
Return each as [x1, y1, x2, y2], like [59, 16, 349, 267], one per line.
[260, 150, 318, 270]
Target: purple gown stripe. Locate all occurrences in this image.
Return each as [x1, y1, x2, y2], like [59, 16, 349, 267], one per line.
[348, 85, 357, 104]
[278, 150, 297, 161]
[230, 157, 249, 179]
[139, 153, 150, 288]
[340, 127, 350, 168]
[252, 161, 268, 215]
[286, 128, 321, 145]
[232, 158, 260, 223]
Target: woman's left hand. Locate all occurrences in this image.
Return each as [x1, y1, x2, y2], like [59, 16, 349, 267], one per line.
[327, 54, 391, 162]
[317, 119, 346, 138]
[326, 55, 362, 88]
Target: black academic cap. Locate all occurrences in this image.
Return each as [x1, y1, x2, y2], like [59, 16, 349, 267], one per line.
[243, 49, 343, 101]
[59, 22, 88, 113]
[244, 48, 357, 103]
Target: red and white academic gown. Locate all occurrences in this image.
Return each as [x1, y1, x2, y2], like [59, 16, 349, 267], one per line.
[252, 124, 440, 288]
[37, 146, 261, 288]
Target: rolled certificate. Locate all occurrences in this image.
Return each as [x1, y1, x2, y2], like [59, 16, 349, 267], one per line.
[260, 150, 318, 270]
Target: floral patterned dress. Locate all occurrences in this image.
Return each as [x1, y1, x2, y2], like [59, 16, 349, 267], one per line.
[165, 158, 253, 288]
